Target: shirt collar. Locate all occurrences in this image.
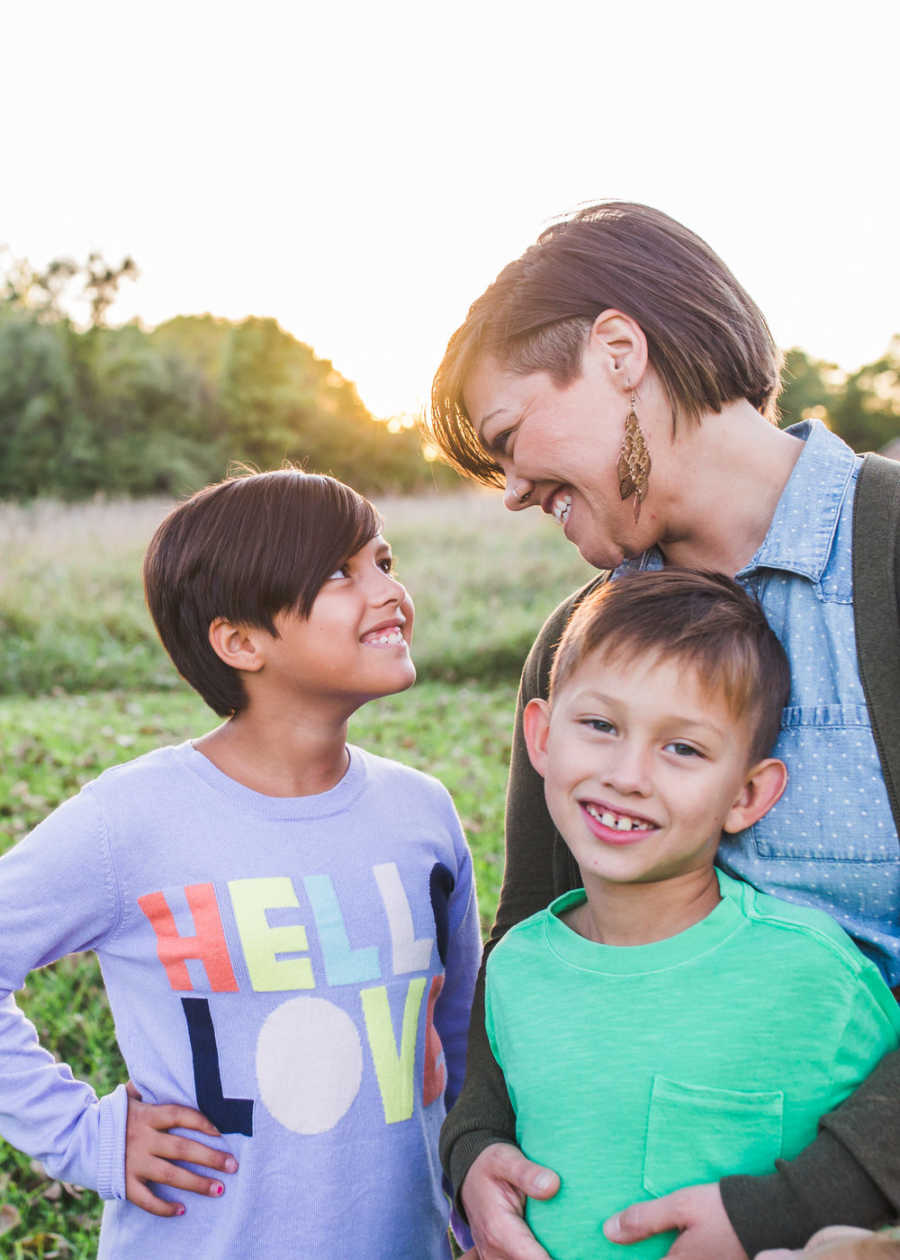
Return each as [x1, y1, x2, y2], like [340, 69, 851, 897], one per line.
[613, 419, 857, 584]
[736, 419, 857, 583]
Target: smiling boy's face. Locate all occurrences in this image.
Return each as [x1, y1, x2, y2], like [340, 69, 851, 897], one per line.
[523, 647, 786, 890]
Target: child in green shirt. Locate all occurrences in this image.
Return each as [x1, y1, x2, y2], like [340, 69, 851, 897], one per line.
[483, 569, 900, 1260]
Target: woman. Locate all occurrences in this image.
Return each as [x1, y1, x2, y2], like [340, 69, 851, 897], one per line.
[429, 203, 900, 1260]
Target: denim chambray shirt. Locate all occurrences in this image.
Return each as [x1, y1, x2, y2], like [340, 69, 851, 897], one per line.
[619, 420, 900, 986]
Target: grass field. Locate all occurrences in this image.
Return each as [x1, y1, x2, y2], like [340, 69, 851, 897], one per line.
[0, 490, 593, 1256]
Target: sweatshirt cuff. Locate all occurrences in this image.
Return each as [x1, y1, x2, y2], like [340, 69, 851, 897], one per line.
[96, 1083, 129, 1201]
[721, 1130, 894, 1255]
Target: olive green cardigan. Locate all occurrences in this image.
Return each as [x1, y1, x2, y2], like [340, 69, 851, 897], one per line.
[439, 452, 900, 1254]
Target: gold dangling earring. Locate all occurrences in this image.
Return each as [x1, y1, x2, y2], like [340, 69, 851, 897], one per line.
[617, 392, 651, 523]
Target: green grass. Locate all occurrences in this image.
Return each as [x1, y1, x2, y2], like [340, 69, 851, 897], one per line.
[0, 489, 593, 1255]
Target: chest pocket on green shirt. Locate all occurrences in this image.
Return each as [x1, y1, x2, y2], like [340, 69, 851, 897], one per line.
[641, 1075, 784, 1198]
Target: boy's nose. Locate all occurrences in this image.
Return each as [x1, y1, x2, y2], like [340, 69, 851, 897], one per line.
[603, 748, 652, 796]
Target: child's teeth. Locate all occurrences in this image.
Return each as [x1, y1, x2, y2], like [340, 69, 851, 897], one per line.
[601, 811, 617, 827]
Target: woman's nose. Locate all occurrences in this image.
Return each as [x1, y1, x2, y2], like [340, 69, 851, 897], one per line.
[504, 478, 535, 512]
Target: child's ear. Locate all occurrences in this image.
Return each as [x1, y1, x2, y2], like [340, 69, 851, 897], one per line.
[522, 698, 552, 778]
[723, 758, 788, 834]
[208, 618, 266, 674]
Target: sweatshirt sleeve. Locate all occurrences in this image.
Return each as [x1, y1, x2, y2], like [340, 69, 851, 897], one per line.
[721, 970, 900, 1252]
[0, 787, 128, 1199]
[439, 577, 605, 1205]
[432, 798, 482, 1115]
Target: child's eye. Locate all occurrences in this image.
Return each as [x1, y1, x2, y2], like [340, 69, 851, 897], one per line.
[378, 555, 395, 575]
[665, 741, 703, 758]
[581, 718, 615, 734]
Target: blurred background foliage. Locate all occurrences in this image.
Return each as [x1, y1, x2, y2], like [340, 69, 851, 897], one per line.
[0, 250, 457, 500]
[0, 249, 897, 506]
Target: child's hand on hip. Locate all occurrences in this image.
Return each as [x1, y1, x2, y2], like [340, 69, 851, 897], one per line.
[124, 1081, 238, 1217]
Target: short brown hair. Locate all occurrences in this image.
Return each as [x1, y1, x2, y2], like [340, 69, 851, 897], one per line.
[144, 469, 380, 716]
[550, 569, 790, 764]
[429, 201, 782, 486]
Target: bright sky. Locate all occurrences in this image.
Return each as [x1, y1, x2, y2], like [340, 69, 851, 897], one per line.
[4, 0, 898, 420]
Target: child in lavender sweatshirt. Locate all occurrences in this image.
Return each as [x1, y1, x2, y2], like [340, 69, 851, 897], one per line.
[0, 470, 480, 1258]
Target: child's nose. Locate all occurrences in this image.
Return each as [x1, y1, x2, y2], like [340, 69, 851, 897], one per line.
[604, 746, 652, 795]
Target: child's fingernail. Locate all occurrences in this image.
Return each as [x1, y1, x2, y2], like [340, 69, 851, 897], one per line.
[175, 1205, 185, 1217]
[534, 1171, 555, 1193]
[604, 1215, 621, 1240]
[224, 1156, 238, 1173]
[210, 1182, 224, 1197]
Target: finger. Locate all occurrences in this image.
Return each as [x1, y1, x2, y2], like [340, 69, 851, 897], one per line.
[481, 1144, 560, 1200]
[151, 1134, 239, 1174]
[140, 1103, 222, 1136]
[604, 1194, 684, 1244]
[126, 1178, 185, 1218]
[142, 1156, 230, 1199]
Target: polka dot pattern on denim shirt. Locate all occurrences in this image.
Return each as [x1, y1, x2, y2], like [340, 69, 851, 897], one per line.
[619, 421, 900, 985]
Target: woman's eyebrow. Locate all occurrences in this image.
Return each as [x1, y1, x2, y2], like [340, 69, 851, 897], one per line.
[476, 407, 514, 446]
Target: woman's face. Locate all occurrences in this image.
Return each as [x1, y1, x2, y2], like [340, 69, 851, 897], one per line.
[463, 349, 664, 571]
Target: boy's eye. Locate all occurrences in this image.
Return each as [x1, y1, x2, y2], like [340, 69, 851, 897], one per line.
[378, 555, 394, 575]
[665, 741, 703, 758]
[581, 718, 615, 734]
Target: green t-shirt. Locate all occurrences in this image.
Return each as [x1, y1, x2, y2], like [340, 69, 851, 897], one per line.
[485, 870, 900, 1260]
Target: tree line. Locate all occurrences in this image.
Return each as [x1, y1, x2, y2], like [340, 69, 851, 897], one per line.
[0, 251, 897, 502]
[0, 252, 455, 500]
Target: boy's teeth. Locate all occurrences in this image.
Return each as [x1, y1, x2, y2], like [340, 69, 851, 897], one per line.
[585, 803, 651, 832]
[552, 493, 571, 525]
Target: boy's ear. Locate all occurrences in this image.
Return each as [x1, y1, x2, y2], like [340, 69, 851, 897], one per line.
[522, 698, 552, 778]
[723, 758, 788, 834]
[208, 618, 267, 674]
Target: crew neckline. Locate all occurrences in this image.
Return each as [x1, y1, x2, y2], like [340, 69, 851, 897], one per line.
[544, 868, 745, 975]
[174, 740, 368, 820]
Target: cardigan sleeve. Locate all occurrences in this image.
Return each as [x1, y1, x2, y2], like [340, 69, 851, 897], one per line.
[439, 576, 605, 1205]
[722, 1047, 900, 1252]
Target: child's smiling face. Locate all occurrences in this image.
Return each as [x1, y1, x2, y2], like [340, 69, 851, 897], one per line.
[524, 647, 785, 890]
[257, 534, 416, 713]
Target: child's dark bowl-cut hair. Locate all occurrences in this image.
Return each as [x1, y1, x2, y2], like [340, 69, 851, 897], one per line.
[144, 469, 380, 716]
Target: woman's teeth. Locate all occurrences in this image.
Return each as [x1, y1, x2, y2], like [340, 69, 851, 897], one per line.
[552, 493, 571, 525]
[584, 803, 654, 832]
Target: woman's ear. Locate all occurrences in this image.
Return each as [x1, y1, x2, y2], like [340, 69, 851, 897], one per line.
[208, 618, 267, 674]
[589, 308, 648, 392]
[723, 758, 788, 834]
[522, 698, 552, 778]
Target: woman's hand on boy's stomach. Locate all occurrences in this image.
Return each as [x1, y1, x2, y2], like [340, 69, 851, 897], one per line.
[460, 1141, 560, 1259]
[604, 1182, 748, 1258]
[124, 1081, 239, 1217]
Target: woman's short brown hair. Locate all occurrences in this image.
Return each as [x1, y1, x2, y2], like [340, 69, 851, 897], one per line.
[144, 469, 380, 716]
[429, 201, 782, 486]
